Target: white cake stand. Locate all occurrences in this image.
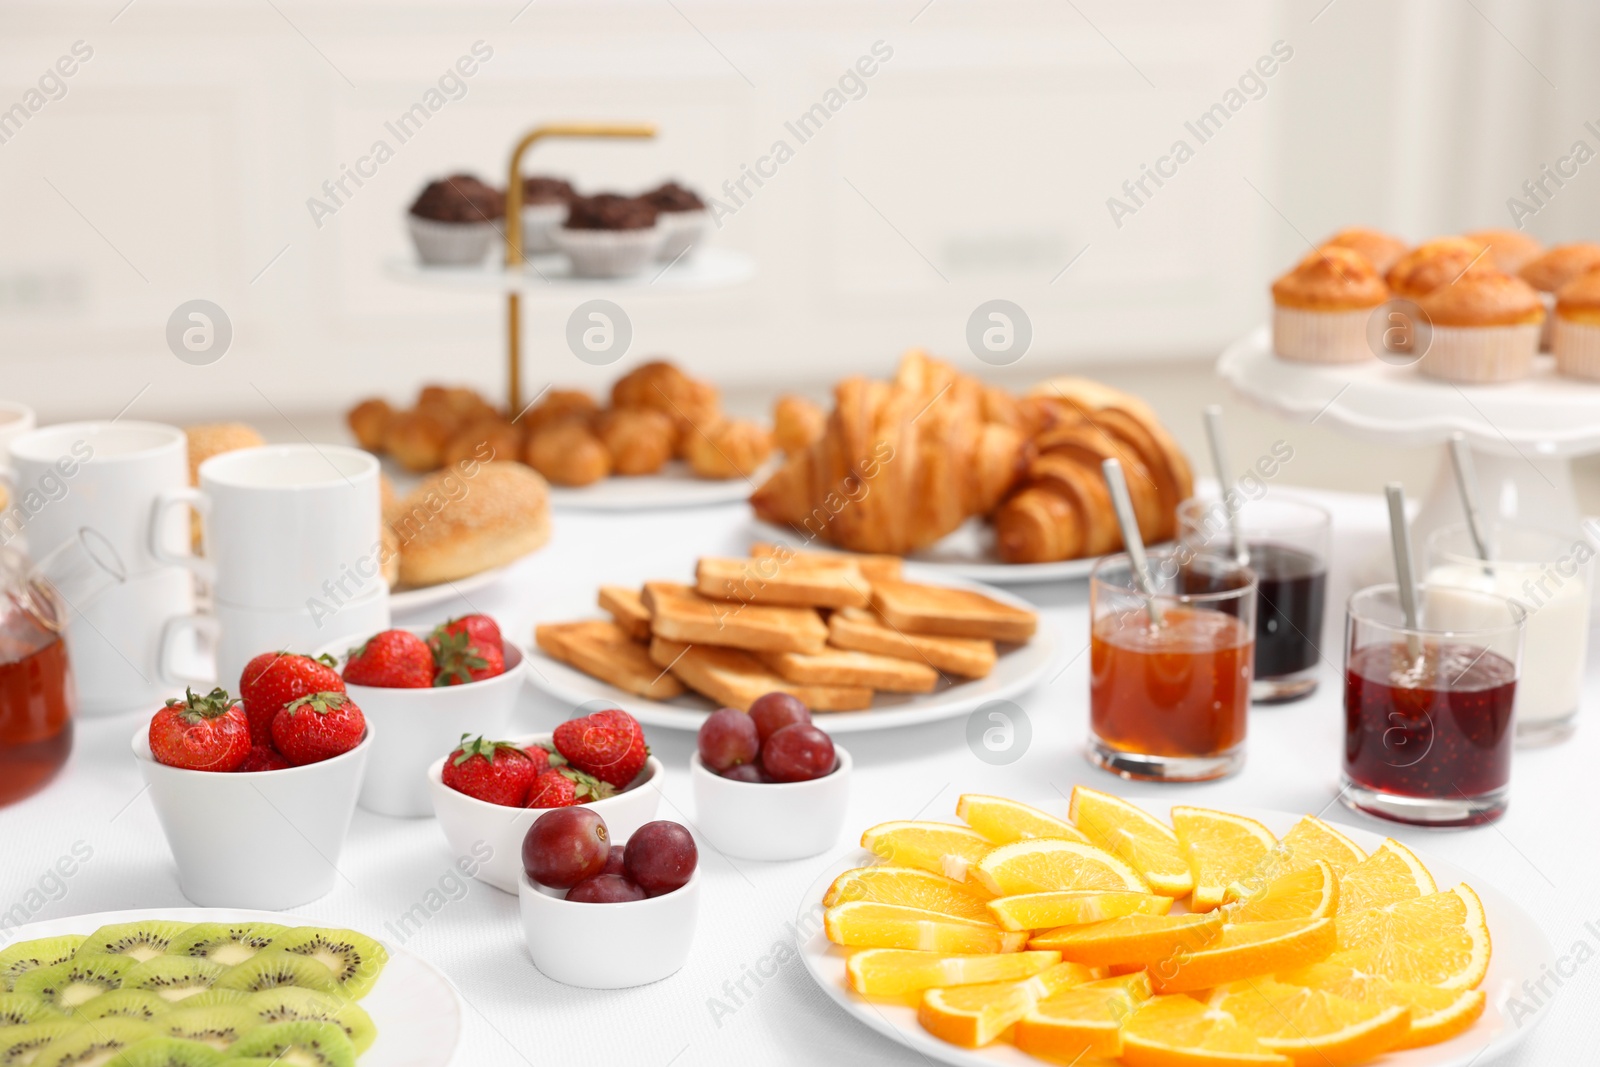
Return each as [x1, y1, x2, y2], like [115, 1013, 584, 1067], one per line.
[1217, 326, 1599, 567]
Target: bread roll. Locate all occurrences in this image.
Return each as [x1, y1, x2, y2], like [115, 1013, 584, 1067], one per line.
[392, 461, 550, 587]
[594, 408, 674, 475]
[526, 420, 611, 486]
[686, 418, 772, 479]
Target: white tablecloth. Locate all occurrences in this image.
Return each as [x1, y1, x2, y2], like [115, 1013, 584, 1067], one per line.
[2, 488, 1592, 1066]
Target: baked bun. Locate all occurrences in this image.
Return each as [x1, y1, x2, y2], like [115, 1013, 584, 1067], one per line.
[346, 399, 392, 451]
[1386, 237, 1488, 300]
[384, 409, 454, 472]
[1465, 229, 1544, 275]
[1417, 271, 1544, 327]
[685, 418, 772, 479]
[442, 418, 523, 468]
[525, 389, 598, 435]
[1271, 247, 1389, 310]
[393, 461, 550, 587]
[418, 385, 497, 429]
[526, 420, 612, 486]
[594, 408, 674, 475]
[772, 395, 825, 455]
[610, 360, 720, 453]
[1519, 242, 1600, 293]
[1321, 227, 1408, 274]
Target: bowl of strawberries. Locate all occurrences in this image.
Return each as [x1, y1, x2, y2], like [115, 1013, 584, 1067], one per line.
[426, 707, 662, 894]
[316, 614, 525, 818]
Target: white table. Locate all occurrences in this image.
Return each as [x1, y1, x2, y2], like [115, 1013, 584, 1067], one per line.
[2, 488, 1592, 1066]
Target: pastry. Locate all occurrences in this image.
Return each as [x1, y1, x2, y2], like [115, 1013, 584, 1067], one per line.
[406, 174, 504, 266]
[525, 420, 611, 486]
[1385, 237, 1489, 301]
[391, 461, 549, 587]
[418, 385, 498, 426]
[772, 395, 826, 455]
[346, 399, 392, 451]
[1464, 228, 1544, 274]
[518, 175, 577, 254]
[524, 389, 599, 435]
[553, 193, 662, 278]
[1520, 242, 1600, 350]
[684, 418, 772, 479]
[641, 181, 710, 261]
[1414, 270, 1543, 383]
[1270, 246, 1389, 363]
[1551, 267, 1600, 379]
[1320, 227, 1408, 274]
[521, 176, 575, 204]
[383, 409, 455, 472]
[610, 360, 720, 453]
[442, 417, 523, 468]
[593, 407, 674, 475]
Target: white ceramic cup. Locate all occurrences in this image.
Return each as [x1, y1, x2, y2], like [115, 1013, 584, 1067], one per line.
[133, 725, 372, 909]
[689, 748, 852, 861]
[316, 627, 526, 818]
[151, 444, 382, 611]
[519, 869, 700, 988]
[70, 566, 196, 716]
[0, 402, 37, 463]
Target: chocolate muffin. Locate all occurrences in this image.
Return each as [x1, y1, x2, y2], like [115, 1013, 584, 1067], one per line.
[521, 175, 575, 205]
[642, 181, 705, 214]
[565, 193, 658, 231]
[410, 174, 505, 222]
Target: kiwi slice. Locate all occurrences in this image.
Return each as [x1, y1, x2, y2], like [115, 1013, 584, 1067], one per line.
[0, 939, 85, 994]
[161, 926, 284, 970]
[244, 988, 375, 1056]
[120, 961, 224, 1006]
[262, 930, 387, 1001]
[212, 955, 337, 997]
[154, 1005, 256, 1051]
[69, 990, 169, 1024]
[0, 1019, 76, 1066]
[30, 1017, 153, 1067]
[15, 957, 135, 1011]
[103, 1036, 223, 1067]
[77, 925, 190, 965]
[225, 1021, 354, 1067]
[0, 991, 60, 1028]
[156, 990, 241, 1011]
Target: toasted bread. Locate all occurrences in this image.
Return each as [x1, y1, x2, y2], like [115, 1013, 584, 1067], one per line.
[869, 578, 1037, 642]
[535, 620, 684, 700]
[827, 607, 997, 678]
[597, 585, 652, 641]
[759, 647, 938, 692]
[640, 580, 698, 611]
[649, 637, 872, 711]
[751, 542, 903, 585]
[696, 555, 870, 609]
[645, 582, 828, 654]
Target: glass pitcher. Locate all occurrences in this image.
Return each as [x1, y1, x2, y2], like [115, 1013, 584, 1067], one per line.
[0, 527, 125, 805]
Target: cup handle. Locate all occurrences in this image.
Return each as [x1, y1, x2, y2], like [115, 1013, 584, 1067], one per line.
[157, 612, 220, 689]
[149, 487, 215, 583]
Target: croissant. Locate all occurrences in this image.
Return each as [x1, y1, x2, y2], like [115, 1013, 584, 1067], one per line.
[772, 395, 825, 455]
[594, 407, 674, 475]
[525, 421, 611, 486]
[347, 399, 393, 451]
[686, 418, 773, 479]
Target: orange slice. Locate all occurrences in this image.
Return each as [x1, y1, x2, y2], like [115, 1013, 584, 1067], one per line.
[1069, 787, 1194, 897]
[1277, 961, 1487, 1050]
[1029, 912, 1224, 966]
[1336, 839, 1437, 915]
[955, 794, 1090, 846]
[1224, 861, 1338, 923]
[824, 866, 994, 923]
[986, 890, 1172, 932]
[860, 822, 994, 884]
[917, 961, 1098, 1047]
[1149, 917, 1336, 994]
[1329, 884, 1490, 989]
[1171, 806, 1276, 912]
[973, 838, 1149, 897]
[1210, 979, 1411, 1065]
[845, 948, 1061, 995]
[824, 902, 1028, 954]
[1120, 994, 1291, 1066]
[1013, 972, 1151, 1061]
[1228, 817, 1364, 901]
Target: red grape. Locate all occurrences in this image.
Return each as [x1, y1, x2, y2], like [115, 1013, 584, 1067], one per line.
[747, 692, 810, 744]
[624, 821, 698, 897]
[719, 763, 766, 783]
[522, 807, 610, 889]
[602, 844, 626, 876]
[761, 723, 836, 782]
[566, 874, 646, 903]
[698, 707, 759, 771]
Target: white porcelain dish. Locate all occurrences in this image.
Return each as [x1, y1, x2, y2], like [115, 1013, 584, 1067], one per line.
[518, 868, 700, 988]
[689, 748, 852, 861]
[546, 460, 776, 512]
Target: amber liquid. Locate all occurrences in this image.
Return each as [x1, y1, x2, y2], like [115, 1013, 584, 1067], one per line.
[0, 607, 74, 806]
[1090, 606, 1253, 758]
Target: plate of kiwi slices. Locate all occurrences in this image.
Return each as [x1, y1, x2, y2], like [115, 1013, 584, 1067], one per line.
[0, 908, 461, 1066]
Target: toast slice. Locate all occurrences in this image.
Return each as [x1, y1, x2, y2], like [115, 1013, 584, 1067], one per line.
[759, 647, 939, 693]
[827, 607, 997, 678]
[535, 620, 684, 700]
[696, 555, 870, 609]
[869, 578, 1037, 643]
[645, 582, 828, 654]
[751, 542, 903, 586]
[597, 585, 652, 642]
[649, 637, 873, 712]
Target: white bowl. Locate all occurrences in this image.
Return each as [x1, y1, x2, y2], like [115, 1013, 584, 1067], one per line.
[133, 726, 371, 910]
[316, 627, 526, 819]
[518, 868, 699, 988]
[689, 746, 852, 861]
[427, 732, 662, 894]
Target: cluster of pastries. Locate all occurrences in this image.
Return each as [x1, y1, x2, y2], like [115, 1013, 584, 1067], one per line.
[1272, 226, 1600, 383]
[751, 351, 1192, 565]
[346, 360, 773, 486]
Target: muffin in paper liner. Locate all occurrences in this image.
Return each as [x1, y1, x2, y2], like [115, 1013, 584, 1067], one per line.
[1272, 305, 1375, 364]
[408, 215, 498, 266]
[1552, 316, 1600, 380]
[519, 202, 567, 255]
[656, 209, 712, 262]
[553, 226, 665, 279]
[1417, 324, 1539, 384]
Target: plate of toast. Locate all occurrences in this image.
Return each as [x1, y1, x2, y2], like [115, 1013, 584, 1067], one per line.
[528, 545, 1055, 733]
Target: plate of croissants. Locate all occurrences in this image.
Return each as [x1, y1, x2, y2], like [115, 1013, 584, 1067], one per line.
[746, 351, 1194, 584]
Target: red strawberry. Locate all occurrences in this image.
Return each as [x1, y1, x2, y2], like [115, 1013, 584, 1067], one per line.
[552, 709, 650, 790]
[524, 744, 559, 777]
[441, 735, 536, 806]
[270, 692, 367, 766]
[149, 687, 251, 772]
[429, 615, 505, 686]
[235, 744, 291, 773]
[343, 630, 434, 688]
[238, 652, 344, 746]
[525, 766, 613, 808]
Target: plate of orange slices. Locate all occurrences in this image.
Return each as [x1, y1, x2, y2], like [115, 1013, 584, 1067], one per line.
[798, 787, 1551, 1067]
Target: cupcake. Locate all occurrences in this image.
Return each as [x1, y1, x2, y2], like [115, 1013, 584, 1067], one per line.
[1414, 271, 1543, 383]
[1385, 237, 1488, 302]
[642, 181, 710, 262]
[1270, 246, 1389, 364]
[1320, 227, 1408, 275]
[1464, 229, 1545, 275]
[518, 175, 575, 255]
[1550, 268, 1600, 380]
[407, 174, 505, 266]
[552, 193, 663, 278]
[1519, 242, 1600, 350]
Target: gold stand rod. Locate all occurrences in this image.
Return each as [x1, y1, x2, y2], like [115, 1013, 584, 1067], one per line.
[503, 123, 656, 414]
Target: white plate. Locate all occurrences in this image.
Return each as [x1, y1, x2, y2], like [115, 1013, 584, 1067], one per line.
[0, 906, 463, 1067]
[389, 564, 513, 613]
[383, 246, 756, 293]
[797, 804, 1552, 1067]
[547, 460, 773, 512]
[522, 566, 1056, 733]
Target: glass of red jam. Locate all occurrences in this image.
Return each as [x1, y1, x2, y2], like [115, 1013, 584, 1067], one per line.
[1342, 584, 1524, 827]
